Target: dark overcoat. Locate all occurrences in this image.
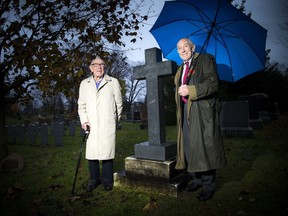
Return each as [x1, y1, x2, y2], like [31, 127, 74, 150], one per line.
[174, 53, 226, 172]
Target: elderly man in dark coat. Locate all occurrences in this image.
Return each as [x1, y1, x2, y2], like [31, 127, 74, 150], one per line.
[174, 38, 226, 201]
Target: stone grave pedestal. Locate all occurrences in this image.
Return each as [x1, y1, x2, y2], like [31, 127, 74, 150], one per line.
[114, 156, 189, 197]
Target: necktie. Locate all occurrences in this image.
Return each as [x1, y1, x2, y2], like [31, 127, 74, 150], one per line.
[182, 61, 189, 84]
[182, 61, 189, 103]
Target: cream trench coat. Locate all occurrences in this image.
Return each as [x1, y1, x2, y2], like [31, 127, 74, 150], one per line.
[78, 74, 123, 160]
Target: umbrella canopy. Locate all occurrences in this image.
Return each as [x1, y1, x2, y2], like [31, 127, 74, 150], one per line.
[150, 0, 267, 82]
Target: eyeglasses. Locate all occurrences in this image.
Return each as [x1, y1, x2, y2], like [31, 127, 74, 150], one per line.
[90, 63, 105, 67]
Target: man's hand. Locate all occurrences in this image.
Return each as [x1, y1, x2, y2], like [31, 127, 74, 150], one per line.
[178, 85, 189, 97]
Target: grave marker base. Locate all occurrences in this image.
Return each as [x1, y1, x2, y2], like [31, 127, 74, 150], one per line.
[134, 141, 177, 161]
[114, 156, 189, 197]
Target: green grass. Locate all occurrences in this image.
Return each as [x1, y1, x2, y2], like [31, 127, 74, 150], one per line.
[1, 116, 288, 216]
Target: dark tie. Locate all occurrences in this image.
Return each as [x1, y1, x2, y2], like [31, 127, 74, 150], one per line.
[182, 61, 189, 103]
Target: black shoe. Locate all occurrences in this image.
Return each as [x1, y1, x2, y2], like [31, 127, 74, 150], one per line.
[103, 183, 113, 191]
[86, 180, 101, 192]
[196, 190, 214, 201]
[186, 182, 202, 192]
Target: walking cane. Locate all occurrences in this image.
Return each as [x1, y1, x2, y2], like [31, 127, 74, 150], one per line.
[71, 125, 90, 195]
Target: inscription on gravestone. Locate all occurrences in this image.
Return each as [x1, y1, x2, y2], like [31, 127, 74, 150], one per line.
[133, 48, 177, 161]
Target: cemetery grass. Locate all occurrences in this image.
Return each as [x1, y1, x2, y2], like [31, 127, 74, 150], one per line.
[1, 115, 288, 216]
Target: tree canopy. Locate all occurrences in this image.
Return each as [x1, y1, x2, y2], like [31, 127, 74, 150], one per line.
[0, 0, 149, 158]
[1, 0, 148, 105]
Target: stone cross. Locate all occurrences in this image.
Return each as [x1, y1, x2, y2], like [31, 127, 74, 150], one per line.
[133, 48, 177, 160]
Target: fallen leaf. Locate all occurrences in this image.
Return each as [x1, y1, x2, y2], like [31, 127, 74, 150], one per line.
[33, 198, 43, 206]
[6, 184, 24, 200]
[48, 171, 65, 179]
[49, 184, 63, 191]
[143, 197, 158, 212]
[69, 195, 81, 202]
[237, 210, 246, 215]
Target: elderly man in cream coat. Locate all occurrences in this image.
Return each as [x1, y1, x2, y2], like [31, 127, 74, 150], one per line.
[78, 57, 123, 192]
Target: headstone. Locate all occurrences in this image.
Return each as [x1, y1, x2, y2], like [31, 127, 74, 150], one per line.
[133, 111, 141, 121]
[41, 123, 49, 146]
[0, 153, 24, 171]
[114, 48, 188, 197]
[69, 121, 75, 136]
[251, 93, 271, 123]
[75, 119, 81, 126]
[53, 122, 64, 146]
[258, 111, 271, 123]
[132, 48, 178, 161]
[6, 125, 16, 144]
[238, 95, 263, 130]
[139, 118, 148, 129]
[251, 93, 269, 111]
[80, 128, 85, 137]
[116, 123, 122, 130]
[15, 125, 25, 145]
[126, 111, 132, 121]
[28, 124, 39, 145]
[55, 114, 65, 123]
[220, 101, 254, 138]
[238, 95, 259, 119]
[269, 102, 280, 120]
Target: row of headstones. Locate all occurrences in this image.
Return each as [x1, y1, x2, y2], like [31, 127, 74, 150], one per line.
[6, 93, 278, 143]
[5, 121, 81, 146]
[136, 93, 278, 138]
[135, 94, 279, 138]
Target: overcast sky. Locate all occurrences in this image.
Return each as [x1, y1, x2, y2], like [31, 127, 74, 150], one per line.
[122, 0, 287, 66]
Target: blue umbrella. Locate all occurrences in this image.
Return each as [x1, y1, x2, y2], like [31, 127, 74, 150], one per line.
[150, 0, 267, 82]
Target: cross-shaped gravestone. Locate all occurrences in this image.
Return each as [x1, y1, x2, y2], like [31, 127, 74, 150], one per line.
[133, 48, 178, 161]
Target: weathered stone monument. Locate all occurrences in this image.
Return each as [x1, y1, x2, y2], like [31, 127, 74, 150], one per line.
[0, 153, 24, 172]
[133, 48, 177, 161]
[220, 100, 254, 138]
[114, 48, 189, 197]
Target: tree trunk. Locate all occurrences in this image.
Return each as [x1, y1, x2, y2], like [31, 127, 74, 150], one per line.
[0, 82, 8, 160]
[0, 75, 8, 160]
